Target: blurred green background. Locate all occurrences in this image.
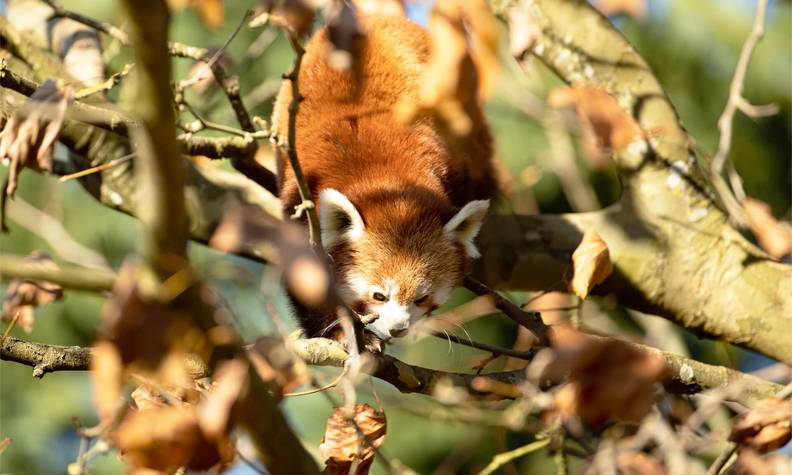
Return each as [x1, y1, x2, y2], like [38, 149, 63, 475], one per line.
[0, 0, 790, 473]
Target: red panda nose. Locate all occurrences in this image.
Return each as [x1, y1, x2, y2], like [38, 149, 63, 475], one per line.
[390, 327, 409, 338]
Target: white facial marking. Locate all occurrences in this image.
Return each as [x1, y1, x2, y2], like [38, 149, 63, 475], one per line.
[368, 299, 411, 338]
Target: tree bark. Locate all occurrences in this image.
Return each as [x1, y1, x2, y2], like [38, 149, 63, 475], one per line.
[480, 0, 792, 364]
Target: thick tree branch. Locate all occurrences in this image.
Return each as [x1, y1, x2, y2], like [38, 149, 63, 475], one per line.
[2, 334, 783, 407]
[484, 0, 792, 365]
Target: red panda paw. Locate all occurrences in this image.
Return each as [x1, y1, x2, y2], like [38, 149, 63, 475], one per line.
[329, 327, 385, 354]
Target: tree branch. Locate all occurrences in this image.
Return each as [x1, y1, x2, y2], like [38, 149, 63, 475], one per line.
[485, 0, 792, 365]
[3, 334, 782, 406]
[0, 254, 115, 292]
[709, 0, 777, 226]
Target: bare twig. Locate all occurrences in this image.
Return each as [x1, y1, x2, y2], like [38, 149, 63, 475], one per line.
[42, 0, 130, 45]
[58, 153, 135, 182]
[74, 63, 133, 99]
[478, 439, 550, 475]
[0, 253, 115, 291]
[280, 33, 324, 254]
[709, 0, 777, 227]
[463, 276, 551, 346]
[429, 331, 537, 361]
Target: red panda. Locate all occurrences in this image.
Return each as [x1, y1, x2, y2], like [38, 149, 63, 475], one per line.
[272, 14, 496, 341]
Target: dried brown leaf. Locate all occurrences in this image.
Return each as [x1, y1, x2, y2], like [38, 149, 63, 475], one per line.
[280, 0, 318, 38]
[189, 0, 225, 29]
[548, 85, 644, 167]
[210, 205, 330, 306]
[248, 336, 310, 398]
[198, 357, 248, 439]
[568, 230, 613, 299]
[0, 437, 11, 455]
[0, 81, 72, 198]
[545, 326, 667, 425]
[731, 398, 792, 454]
[320, 403, 387, 475]
[743, 197, 792, 259]
[396, 0, 499, 136]
[91, 340, 126, 425]
[1, 251, 63, 333]
[99, 263, 207, 372]
[595, 0, 648, 18]
[113, 405, 234, 472]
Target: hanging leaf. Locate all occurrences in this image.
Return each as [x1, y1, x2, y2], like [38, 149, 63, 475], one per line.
[0, 80, 72, 199]
[742, 197, 792, 259]
[396, 0, 499, 136]
[320, 403, 387, 475]
[548, 85, 645, 168]
[568, 230, 613, 299]
[1, 251, 63, 333]
[545, 326, 667, 425]
[730, 398, 792, 454]
[113, 404, 235, 472]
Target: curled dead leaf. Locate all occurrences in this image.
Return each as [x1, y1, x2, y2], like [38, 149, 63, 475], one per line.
[0, 437, 11, 455]
[99, 263, 208, 372]
[545, 326, 667, 426]
[568, 230, 613, 299]
[210, 205, 330, 306]
[198, 357, 249, 439]
[0, 80, 72, 198]
[742, 197, 792, 259]
[320, 403, 387, 475]
[113, 405, 235, 472]
[730, 398, 792, 454]
[91, 340, 126, 425]
[1, 251, 63, 333]
[548, 85, 644, 168]
[396, 0, 499, 136]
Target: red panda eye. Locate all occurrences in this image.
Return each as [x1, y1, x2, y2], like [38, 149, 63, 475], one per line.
[372, 292, 387, 302]
[414, 295, 429, 305]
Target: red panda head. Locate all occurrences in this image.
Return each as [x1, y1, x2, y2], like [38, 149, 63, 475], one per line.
[319, 188, 489, 340]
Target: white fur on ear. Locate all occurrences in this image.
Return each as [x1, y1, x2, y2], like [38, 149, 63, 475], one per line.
[443, 200, 490, 258]
[319, 188, 365, 248]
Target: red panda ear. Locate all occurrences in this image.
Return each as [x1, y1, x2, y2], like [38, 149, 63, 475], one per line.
[443, 200, 490, 258]
[319, 189, 366, 249]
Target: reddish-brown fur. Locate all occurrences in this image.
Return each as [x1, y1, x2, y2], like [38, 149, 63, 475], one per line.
[273, 14, 495, 337]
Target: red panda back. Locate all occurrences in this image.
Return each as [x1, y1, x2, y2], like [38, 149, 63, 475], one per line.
[272, 14, 496, 339]
[273, 14, 495, 219]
